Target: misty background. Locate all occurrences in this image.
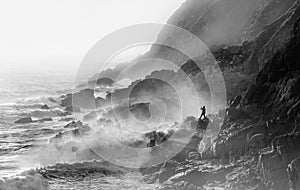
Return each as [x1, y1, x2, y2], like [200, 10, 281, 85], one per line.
[0, 0, 184, 79]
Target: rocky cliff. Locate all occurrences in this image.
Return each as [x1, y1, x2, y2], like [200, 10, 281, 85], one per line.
[139, 0, 300, 189]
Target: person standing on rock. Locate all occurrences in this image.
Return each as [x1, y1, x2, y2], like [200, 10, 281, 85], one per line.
[200, 106, 206, 120]
[196, 106, 209, 138]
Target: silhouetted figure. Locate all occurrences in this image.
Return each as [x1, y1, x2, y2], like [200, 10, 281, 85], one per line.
[200, 106, 206, 120]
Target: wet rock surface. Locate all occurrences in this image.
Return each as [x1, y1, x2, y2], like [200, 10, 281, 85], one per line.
[288, 157, 300, 190]
[139, 1, 300, 189]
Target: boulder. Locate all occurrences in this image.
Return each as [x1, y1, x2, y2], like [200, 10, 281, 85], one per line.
[15, 117, 34, 124]
[96, 77, 114, 87]
[40, 104, 49, 110]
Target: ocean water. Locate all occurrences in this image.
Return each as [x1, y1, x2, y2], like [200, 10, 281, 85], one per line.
[0, 71, 159, 190]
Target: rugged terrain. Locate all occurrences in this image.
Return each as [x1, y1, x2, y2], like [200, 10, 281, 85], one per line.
[136, 0, 300, 189]
[55, 0, 300, 189]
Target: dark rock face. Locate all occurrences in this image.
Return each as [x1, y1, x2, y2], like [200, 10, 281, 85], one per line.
[178, 43, 254, 100]
[137, 0, 299, 102]
[202, 118, 270, 162]
[226, 107, 250, 122]
[242, 84, 268, 105]
[138, 0, 300, 189]
[260, 132, 300, 190]
[142, 0, 296, 67]
[288, 157, 300, 190]
[15, 117, 33, 124]
[239, 0, 300, 118]
[248, 133, 267, 151]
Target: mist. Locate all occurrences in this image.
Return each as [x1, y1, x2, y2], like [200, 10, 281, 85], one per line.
[0, 0, 185, 78]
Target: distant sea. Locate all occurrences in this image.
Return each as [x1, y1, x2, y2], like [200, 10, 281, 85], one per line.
[0, 70, 158, 190]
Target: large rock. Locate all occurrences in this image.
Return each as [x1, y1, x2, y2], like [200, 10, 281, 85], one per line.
[96, 77, 114, 87]
[40, 104, 49, 110]
[15, 117, 34, 124]
[60, 89, 95, 109]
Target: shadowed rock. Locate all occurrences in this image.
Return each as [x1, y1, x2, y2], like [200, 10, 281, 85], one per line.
[288, 157, 300, 190]
[15, 117, 34, 124]
[40, 104, 50, 110]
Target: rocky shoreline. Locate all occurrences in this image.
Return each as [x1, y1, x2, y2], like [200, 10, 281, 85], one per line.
[137, 0, 300, 189]
[11, 0, 300, 189]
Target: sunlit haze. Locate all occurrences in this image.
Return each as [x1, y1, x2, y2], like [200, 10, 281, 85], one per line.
[0, 0, 184, 76]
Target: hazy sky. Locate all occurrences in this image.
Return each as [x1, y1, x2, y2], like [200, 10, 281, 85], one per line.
[0, 0, 184, 75]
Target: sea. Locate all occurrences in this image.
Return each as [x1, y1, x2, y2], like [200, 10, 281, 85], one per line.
[0, 69, 159, 190]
